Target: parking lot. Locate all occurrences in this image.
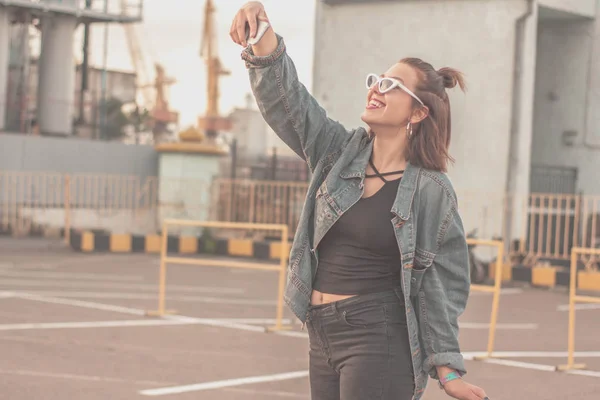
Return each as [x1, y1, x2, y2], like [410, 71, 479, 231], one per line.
[1, 237, 600, 400]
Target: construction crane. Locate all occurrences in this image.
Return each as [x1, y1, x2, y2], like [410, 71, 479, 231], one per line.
[180, 0, 231, 142]
[120, 0, 179, 143]
[147, 64, 179, 139]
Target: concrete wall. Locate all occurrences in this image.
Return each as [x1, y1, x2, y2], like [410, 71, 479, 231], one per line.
[229, 107, 269, 158]
[228, 106, 301, 159]
[538, 0, 597, 18]
[0, 6, 9, 131]
[0, 133, 159, 234]
[157, 152, 224, 236]
[0, 132, 157, 177]
[313, 0, 531, 238]
[532, 17, 600, 196]
[20, 207, 158, 235]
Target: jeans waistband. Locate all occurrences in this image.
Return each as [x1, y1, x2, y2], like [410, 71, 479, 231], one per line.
[307, 287, 403, 319]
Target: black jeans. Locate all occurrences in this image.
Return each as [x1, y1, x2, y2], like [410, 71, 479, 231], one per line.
[306, 288, 415, 400]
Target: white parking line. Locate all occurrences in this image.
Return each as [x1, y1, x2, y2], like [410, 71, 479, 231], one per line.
[462, 355, 600, 378]
[0, 279, 245, 294]
[558, 303, 600, 312]
[459, 322, 538, 330]
[13, 293, 147, 316]
[140, 371, 309, 396]
[475, 358, 556, 371]
[190, 318, 267, 333]
[224, 387, 309, 398]
[567, 369, 600, 378]
[8, 292, 292, 331]
[8, 291, 600, 383]
[7, 290, 277, 306]
[14, 293, 540, 335]
[0, 270, 144, 282]
[275, 331, 309, 339]
[463, 351, 600, 359]
[0, 317, 293, 332]
[197, 318, 293, 325]
[470, 288, 524, 296]
[13, 292, 282, 329]
[0, 369, 174, 386]
[0, 319, 195, 331]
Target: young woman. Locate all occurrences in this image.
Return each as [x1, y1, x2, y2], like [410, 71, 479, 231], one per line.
[231, 2, 489, 400]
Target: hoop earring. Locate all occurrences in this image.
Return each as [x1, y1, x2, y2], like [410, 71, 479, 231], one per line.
[406, 122, 413, 138]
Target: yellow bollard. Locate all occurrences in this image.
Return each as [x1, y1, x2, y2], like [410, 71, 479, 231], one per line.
[146, 224, 177, 317]
[557, 247, 600, 371]
[64, 175, 71, 245]
[467, 238, 505, 361]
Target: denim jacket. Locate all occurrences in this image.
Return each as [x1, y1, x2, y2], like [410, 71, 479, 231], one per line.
[242, 35, 470, 399]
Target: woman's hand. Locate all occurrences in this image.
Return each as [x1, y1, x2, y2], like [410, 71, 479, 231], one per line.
[230, 1, 269, 47]
[443, 379, 489, 400]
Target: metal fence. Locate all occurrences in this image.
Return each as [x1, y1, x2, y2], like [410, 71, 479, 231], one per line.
[530, 165, 578, 195]
[0, 172, 160, 235]
[214, 179, 308, 238]
[1, 171, 599, 262]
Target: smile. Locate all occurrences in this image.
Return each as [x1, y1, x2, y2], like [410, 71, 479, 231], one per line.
[366, 99, 385, 109]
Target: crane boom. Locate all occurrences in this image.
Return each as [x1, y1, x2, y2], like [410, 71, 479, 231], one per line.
[120, 0, 153, 108]
[196, 0, 231, 137]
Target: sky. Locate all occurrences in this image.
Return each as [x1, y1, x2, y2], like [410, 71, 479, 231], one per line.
[85, 0, 317, 128]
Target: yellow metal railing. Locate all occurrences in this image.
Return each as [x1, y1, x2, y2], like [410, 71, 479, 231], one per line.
[557, 247, 600, 372]
[146, 219, 291, 332]
[467, 238, 505, 360]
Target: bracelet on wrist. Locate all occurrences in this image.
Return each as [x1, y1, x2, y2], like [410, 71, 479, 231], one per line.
[438, 371, 462, 389]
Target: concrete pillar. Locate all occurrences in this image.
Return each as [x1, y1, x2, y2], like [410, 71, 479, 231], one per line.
[505, 3, 538, 247]
[0, 7, 10, 131]
[37, 13, 77, 135]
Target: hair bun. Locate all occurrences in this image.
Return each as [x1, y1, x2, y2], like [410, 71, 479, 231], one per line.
[437, 67, 466, 91]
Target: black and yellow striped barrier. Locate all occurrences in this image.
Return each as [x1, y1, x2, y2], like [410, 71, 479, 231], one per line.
[67, 229, 600, 291]
[68, 229, 290, 260]
[485, 259, 600, 291]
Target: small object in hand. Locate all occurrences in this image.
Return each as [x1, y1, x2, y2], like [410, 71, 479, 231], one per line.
[245, 19, 270, 45]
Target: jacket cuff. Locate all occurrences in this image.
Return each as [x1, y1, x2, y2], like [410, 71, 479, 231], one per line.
[424, 352, 467, 380]
[241, 33, 286, 69]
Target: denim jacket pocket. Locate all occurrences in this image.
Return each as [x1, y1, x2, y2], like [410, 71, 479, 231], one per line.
[410, 250, 434, 297]
[409, 269, 427, 298]
[314, 183, 334, 225]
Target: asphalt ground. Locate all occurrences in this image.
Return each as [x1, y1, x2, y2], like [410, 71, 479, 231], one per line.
[1, 237, 599, 400]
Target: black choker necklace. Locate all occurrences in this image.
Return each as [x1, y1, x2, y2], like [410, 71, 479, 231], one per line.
[365, 158, 404, 183]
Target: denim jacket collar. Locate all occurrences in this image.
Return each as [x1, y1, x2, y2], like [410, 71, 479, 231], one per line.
[339, 139, 419, 221]
[392, 162, 420, 221]
[338, 138, 371, 180]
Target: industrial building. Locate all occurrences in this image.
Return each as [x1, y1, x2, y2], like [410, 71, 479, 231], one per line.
[314, 0, 600, 244]
[0, 0, 143, 137]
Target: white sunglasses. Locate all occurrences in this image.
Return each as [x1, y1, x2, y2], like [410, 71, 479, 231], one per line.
[365, 73, 424, 106]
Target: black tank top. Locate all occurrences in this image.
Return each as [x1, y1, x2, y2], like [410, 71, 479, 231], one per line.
[313, 178, 402, 295]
